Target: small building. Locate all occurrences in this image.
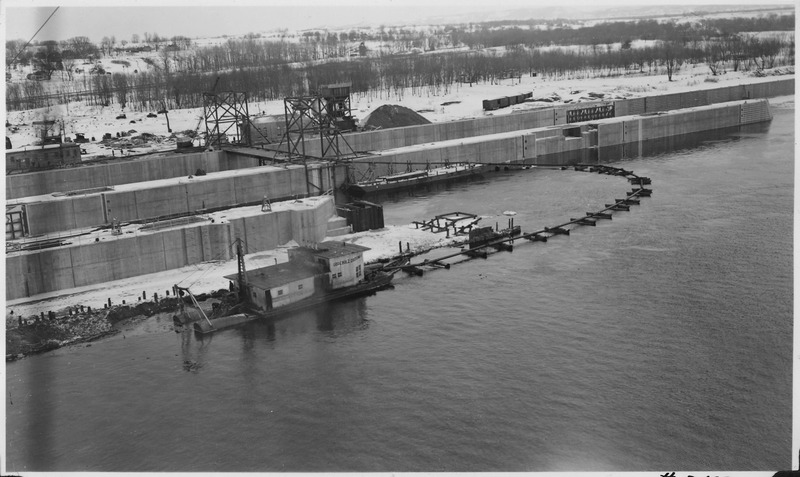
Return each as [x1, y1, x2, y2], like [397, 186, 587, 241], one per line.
[226, 261, 321, 312]
[6, 142, 81, 172]
[249, 114, 285, 143]
[288, 241, 369, 290]
[226, 241, 371, 312]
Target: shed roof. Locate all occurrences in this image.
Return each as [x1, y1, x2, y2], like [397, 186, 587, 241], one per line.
[302, 241, 370, 260]
[225, 262, 320, 291]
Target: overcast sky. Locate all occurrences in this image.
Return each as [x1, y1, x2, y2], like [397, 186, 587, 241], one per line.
[2, 0, 794, 43]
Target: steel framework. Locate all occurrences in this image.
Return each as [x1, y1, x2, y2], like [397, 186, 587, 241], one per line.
[204, 91, 272, 147]
[283, 82, 357, 162]
[283, 96, 354, 161]
[282, 84, 359, 196]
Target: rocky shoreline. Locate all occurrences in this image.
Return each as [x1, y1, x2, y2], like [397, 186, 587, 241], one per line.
[5, 291, 229, 362]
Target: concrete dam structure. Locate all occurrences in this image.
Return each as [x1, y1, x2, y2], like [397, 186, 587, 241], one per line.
[262, 77, 792, 158]
[6, 78, 791, 301]
[347, 98, 774, 177]
[6, 196, 346, 299]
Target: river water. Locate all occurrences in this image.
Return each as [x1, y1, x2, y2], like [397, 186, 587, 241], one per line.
[6, 103, 793, 472]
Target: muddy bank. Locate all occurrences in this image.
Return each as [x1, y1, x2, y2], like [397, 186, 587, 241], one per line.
[5, 290, 228, 361]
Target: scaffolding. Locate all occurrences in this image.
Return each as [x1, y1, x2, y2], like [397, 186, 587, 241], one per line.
[283, 82, 357, 161]
[283, 82, 358, 196]
[203, 91, 272, 148]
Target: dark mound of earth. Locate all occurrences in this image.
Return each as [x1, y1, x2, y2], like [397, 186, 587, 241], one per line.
[362, 104, 432, 129]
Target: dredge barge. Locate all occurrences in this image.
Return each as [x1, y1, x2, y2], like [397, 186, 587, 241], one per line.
[177, 240, 397, 333]
[346, 162, 488, 197]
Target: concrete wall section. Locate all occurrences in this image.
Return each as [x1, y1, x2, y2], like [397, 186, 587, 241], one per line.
[289, 106, 559, 157]
[614, 97, 646, 117]
[7, 150, 225, 200]
[740, 101, 773, 124]
[596, 121, 624, 147]
[7, 248, 75, 298]
[133, 184, 194, 221]
[20, 165, 321, 236]
[230, 212, 284, 252]
[104, 190, 141, 223]
[291, 199, 335, 245]
[522, 134, 537, 158]
[162, 228, 190, 270]
[232, 167, 302, 205]
[706, 85, 744, 105]
[745, 78, 794, 98]
[69, 239, 120, 286]
[638, 104, 742, 141]
[185, 177, 238, 211]
[38, 248, 76, 294]
[24, 195, 105, 236]
[6, 196, 338, 299]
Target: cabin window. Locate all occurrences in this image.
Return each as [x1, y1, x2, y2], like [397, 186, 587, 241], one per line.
[252, 292, 257, 298]
[277, 289, 283, 296]
[337, 272, 342, 278]
[356, 265, 362, 277]
[298, 284, 303, 290]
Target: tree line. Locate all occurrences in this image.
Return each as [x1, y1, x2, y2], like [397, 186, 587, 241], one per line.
[5, 14, 794, 111]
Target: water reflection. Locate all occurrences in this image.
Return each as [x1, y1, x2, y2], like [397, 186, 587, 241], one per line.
[180, 323, 212, 373]
[174, 298, 371, 369]
[314, 297, 370, 336]
[22, 354, 55, 469]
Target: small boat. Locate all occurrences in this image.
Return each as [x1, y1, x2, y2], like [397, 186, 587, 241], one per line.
[175, 240, 399, 333]
[346, 163, 488, 197]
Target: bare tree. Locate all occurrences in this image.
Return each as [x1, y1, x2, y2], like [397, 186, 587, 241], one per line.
[32, 41, 63, 79]
[68, 36, 97, 58]
[661, 39, 684, 81]
[61, 57, 77, 80]
[113, 73, 129, 108]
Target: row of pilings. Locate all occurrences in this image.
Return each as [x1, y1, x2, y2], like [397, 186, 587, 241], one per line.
[389, 164, 653, 275]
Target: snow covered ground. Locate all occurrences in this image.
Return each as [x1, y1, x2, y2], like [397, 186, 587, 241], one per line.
[4, 61, 795, 321]
[6, 63, 793, 158]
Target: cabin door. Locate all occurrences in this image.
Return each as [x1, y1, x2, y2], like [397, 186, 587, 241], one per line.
[265, 290, 272, 310]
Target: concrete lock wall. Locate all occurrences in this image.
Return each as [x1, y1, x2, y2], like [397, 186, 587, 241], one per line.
[20, 164, 327, 236]
[293, 106, 559, 157]
[638, 104, 743, 140]
[24, 195, 105, 236]
[610, 78, 794, 116]
[740, 101, 773, 123]
[6, 196, 337, 300]
[349, 97, 774, 172]
[358, 134, 521, 176]
[337, 79, 789, 158]
[6, 150, 226, 200]
[591, 99, 771, 162]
